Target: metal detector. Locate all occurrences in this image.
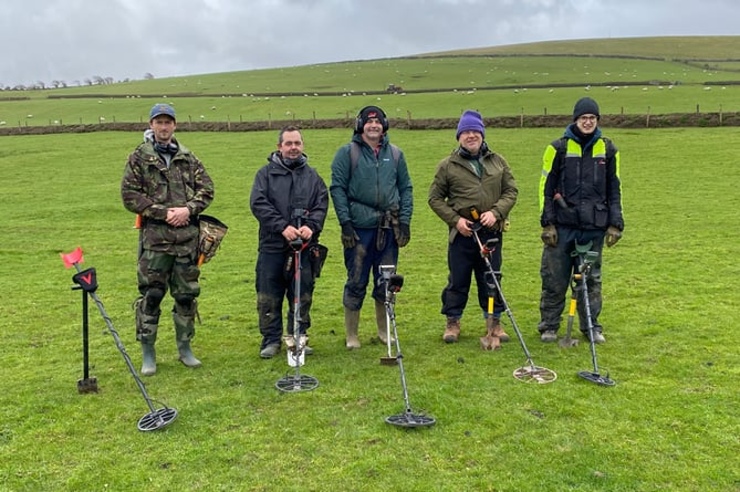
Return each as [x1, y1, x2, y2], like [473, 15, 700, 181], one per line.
[275, 234, 319, 393]
[60, 248, 178, 431]
[380, 265, 436, 428]
[470, 224, 557, 384]
[573, 243, 616, 387]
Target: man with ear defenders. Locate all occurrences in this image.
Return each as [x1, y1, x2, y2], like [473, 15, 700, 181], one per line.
[329, 105, 413, 350]
[121, 103, 215, 376]
[428, 110, 518, 347]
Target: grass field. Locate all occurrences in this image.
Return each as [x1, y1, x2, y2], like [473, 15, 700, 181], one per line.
[4, 36, 740, 128]
[0, 124, 738, 491]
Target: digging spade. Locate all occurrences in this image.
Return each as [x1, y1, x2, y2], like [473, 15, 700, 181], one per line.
[559, 280, 580, 348]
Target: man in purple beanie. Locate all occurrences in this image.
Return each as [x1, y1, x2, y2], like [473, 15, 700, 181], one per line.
[428, 110, 518, 349]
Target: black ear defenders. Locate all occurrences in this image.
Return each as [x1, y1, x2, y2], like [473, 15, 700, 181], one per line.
[354, 106, 389, 134]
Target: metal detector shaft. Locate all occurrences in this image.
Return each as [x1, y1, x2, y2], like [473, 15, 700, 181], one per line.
[579, 271, 601, 374]
[471, 231, 533, 364]
[276, 232, 318, 392]
[573, 247, 615, 387]
[72, 264, 157, 413]
[386, 304, 412, 410]
[471, 230, 557, 384]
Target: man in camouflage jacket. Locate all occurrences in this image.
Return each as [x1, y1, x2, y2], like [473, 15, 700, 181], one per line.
[121, 103, 214, 376]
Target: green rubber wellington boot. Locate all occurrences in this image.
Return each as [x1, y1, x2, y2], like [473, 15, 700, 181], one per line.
[177, 340, 202, 368]
[141, 343, 157, 376]
[345, 308, 361, 350]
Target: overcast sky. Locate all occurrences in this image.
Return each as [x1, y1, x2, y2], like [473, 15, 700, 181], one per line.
[2, 0, 738, 87]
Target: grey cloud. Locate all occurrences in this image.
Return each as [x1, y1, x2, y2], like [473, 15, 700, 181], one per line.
[1, 0, 738, 87]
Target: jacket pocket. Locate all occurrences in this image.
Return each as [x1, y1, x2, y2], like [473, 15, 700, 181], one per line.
[594, 203, 608, 228]
[556, 206, 579, 227]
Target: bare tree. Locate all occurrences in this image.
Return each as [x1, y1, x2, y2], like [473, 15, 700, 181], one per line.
[143, 72, 154, 80]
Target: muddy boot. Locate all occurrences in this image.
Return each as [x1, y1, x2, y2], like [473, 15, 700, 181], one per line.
[479, 333, 501, 351]
[480, 318, 501, 351]
[345, 308, 361, 349]
[176, 339, 202, 368]
[487, 316, 510, 342]
[443, 317, 461, 343]
[375, 300, 394, 344]
[140, 343, 157, 376]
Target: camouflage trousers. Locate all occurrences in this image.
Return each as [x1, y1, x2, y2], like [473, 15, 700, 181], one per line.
[135, 249, 200, 344]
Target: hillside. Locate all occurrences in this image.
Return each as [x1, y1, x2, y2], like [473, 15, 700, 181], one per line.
[423, 35, 740, 61]
[3, 35, 740, 132]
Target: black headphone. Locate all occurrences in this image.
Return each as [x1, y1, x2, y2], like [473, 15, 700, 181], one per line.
[354, 106, 389, 134]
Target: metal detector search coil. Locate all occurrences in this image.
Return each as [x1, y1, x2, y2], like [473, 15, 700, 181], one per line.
[379, 265, 436, 428]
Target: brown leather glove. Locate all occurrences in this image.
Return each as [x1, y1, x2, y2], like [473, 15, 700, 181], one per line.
[540, 225, 558, 247]
[605, 226, 622, 248]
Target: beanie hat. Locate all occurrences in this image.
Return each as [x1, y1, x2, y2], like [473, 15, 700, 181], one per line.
[456, 110, 485, 139]
[149, 103, 176, 121]
[572, 97, 600, 121]
[355, 105, 388, 133]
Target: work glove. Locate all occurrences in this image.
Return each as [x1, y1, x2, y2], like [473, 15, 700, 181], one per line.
[341, 223, 359, 249]
[540, 225, 558, 247]
[396, 223, 411, 248]
[605, 226, 622, 248]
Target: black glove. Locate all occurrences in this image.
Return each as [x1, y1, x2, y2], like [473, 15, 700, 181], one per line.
[605, 226, 622, 248]
[341, 223, 359, 249]
[541, 225, 558, 247]
[396, 223, 410, 248]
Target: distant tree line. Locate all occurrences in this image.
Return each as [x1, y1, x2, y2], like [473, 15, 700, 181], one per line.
[0, 73, 154, 92]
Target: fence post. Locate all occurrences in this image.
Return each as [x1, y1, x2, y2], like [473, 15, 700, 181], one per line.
[646, 106, 650, 128]
[719, 104, 723, 126]
[406, 110, 412, 128]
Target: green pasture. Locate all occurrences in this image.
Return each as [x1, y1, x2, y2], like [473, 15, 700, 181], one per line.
[16, 55, 732, 99]
[0, 125, 738, 491]
[2, 82, 740, 129]
[5, 35, 740, 128]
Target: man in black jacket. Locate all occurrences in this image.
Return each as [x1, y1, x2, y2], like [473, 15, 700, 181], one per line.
[250, 126, 329, 358]
[538, 97, 624, 344]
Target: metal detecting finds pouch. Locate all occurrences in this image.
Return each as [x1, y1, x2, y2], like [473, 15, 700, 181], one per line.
[197, 215, 228, 266]
[309, 244, 328, 278]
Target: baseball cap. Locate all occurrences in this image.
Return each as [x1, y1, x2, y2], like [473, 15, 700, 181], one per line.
[149, 103, 176, 121]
